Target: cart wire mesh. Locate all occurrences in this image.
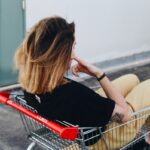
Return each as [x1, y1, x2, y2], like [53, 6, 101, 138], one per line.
[14, 95, 150, 150]
[0, 92, 150, 150]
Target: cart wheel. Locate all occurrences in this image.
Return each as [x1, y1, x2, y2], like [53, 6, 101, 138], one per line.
[27, 142, 37, 150]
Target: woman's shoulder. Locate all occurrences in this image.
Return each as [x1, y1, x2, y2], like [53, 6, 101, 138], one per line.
[23, 77, 93, 99]
[63, 77, 92, 91]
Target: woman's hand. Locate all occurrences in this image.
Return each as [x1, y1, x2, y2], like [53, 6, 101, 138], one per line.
[71, 56, 103, 78]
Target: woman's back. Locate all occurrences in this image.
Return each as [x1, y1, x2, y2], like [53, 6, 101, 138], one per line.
[24, 78, 115, 127]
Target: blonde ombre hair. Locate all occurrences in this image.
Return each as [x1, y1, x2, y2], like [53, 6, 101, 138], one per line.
[15, 16, 75, 94]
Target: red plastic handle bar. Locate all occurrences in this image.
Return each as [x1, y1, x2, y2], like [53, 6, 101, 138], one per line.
[0, 92, 78, 140]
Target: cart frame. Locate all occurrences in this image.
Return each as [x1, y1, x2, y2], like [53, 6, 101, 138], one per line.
[0, 92, 150, 150]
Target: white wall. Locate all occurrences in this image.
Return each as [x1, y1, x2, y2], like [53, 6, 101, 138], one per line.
[26, 0, 150, 63]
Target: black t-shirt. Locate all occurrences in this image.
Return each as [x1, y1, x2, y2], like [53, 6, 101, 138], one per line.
[23, 78, 115, 127]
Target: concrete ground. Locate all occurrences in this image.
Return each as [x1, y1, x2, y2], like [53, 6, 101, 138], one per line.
[0, 62, 150, 150]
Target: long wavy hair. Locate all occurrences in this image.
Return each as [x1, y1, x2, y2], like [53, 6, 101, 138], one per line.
[14, 16, 75, 94]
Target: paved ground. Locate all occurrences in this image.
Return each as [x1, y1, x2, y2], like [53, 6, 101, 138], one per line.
[0, 62, 150, 150]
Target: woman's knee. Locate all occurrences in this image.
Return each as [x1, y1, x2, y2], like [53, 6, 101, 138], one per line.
[96, 74, 140, 98]
[128, 74, 140, 83]
[118, 74, 140, 85]
[135, 79, 150, 90]
[112, 74, 140, 91]
[126, 79, 150, 110]
[140, 79, 150, 84]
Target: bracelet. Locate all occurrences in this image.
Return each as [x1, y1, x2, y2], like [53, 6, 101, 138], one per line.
[96, 73, 106, 81]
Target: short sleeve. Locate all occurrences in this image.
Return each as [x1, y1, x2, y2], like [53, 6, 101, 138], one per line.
[72, 83, 115, 127]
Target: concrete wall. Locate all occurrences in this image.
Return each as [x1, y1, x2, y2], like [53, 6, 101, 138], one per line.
[26, 0, 150, 63]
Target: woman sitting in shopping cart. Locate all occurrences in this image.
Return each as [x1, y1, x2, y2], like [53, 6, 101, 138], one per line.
[14, 16, 150, 148]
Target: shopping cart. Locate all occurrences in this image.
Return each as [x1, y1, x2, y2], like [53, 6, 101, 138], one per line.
[0, 91, 150, 150]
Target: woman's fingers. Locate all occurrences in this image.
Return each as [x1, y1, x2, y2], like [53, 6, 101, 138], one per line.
[73, 56, 88, 67]
[71, 65, 79, 77]
[72, 56, 100, 77]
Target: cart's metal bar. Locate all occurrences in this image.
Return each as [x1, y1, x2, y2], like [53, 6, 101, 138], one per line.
[0, 92, 78, 141]
[0, 84, 21, 91]
[120, 131, 150, 150]
[1, 92, 150, 150]
[132, 107, 150, 115]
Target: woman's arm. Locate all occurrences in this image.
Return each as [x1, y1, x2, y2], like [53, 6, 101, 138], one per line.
[95, 72, 131, 123]
[72, 56, 131, 123]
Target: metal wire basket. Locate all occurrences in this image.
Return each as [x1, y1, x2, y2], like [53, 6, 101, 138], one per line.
[0, 92, 150, 150]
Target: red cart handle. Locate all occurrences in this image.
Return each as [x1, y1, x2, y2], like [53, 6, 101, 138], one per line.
[0, 92, 10, 103]
[0, 92, 78, 140]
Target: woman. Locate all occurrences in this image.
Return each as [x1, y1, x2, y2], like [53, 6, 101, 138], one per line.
[14, 16, 150, 149]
